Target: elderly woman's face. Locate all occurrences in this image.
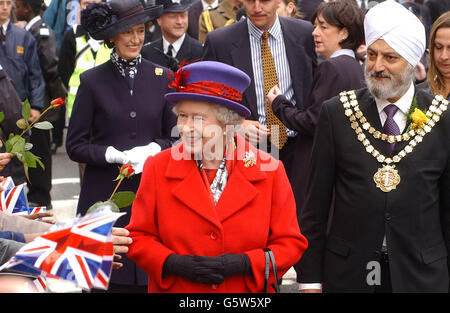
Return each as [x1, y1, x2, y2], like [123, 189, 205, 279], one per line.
[109, 24, 146, 60]
[312, 14, 348, 59]
[176, 100, 226, 157]
[434, 27, 450, 80]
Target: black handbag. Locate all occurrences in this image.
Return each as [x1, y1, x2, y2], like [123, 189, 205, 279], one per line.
[263, 248, 280, 293]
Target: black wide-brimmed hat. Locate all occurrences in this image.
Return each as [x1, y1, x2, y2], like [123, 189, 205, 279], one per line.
[81, 0, 163, 40]
[157, 0, 191, 13]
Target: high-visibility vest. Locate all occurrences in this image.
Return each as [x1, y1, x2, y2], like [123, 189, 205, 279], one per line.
[67, 25, 111, 118]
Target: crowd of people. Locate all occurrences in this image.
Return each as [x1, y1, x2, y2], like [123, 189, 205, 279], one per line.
[0, 0, 450, 294]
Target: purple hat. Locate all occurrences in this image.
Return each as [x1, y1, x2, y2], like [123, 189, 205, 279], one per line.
[165, 61, 251, 118]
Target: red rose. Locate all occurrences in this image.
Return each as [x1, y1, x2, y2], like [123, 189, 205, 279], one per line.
[120, 164, 135, 178]
[50, 98, 65, 109]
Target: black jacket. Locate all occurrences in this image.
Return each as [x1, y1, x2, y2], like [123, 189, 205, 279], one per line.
[0, 67, 27, 183]
[28, 17, 66, 121]
[297, 87, 450, 292]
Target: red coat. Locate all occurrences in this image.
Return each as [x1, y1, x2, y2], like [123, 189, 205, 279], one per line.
[126, 137, 308, 293]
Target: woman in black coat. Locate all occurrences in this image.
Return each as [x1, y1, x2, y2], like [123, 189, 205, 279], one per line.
[266, 2, 366, 284]
[65, 0, 176, 293]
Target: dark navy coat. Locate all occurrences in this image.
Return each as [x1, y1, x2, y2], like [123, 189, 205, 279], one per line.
[0, 23, 45, 110]
[66, 59, 177, 286]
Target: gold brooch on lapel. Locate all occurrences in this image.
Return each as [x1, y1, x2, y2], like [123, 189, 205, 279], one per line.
[243, 151, 256, 168]
[155, 67, 163, 76]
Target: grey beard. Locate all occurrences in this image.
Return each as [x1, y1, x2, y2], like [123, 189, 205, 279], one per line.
[365, 64, 415, 101]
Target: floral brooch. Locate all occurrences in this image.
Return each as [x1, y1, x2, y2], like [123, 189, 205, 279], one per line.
[243, 151, 256, 167]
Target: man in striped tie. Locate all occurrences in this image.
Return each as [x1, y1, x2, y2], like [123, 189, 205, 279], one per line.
[202, 0, 317, 183]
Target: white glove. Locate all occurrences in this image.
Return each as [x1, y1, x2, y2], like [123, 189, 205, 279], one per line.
[105, 146, 129, 164]
[123, 142, 161, 174]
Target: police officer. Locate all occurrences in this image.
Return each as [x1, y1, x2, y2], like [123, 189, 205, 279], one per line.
[0, 0, 45, 184]
[15, 0, 67, 209]
[0, 63, 23, 167]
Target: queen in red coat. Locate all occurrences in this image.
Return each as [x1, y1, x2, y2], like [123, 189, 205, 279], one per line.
[126, 61, 307, 293]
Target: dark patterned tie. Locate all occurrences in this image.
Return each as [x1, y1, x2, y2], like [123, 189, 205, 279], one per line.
[167, 44, 174, 57]
[382, 104, 400, 155]
[261, 31, 287, 150]
[0, 27, 5, 47]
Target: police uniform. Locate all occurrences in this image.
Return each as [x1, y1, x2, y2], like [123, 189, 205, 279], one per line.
[25, 14, 66, 209]
[0, 21, 45, 184]
[198, 0, 240, 43]
[0, 64, 26, 182]
[0, 22, 45, 111]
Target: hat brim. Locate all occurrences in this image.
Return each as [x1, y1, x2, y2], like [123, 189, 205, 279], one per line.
[165, 92, 251, 118]
[90, 5, 163, 40]
[163, 3, 191, 13]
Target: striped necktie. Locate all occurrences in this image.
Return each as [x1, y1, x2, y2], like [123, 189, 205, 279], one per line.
[261, 31, 287, 150]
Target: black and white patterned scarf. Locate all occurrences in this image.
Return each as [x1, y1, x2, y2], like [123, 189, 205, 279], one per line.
[110, 49, 142, 93]
[197, 157, 228, 205]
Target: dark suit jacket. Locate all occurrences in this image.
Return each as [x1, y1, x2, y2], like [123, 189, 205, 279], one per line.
[202, 17, 317, 121]
[272, 55, 365, 226]
[141, 34, 203, 70]
[187, 0, 203, 40]
[297, 87, 450, 292]
[66, 59, 177, 286]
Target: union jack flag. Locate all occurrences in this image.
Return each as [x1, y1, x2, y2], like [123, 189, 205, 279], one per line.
[27, 206, 47, 216]
[0, 183, 28, 215]
[0, 207, 124, 290]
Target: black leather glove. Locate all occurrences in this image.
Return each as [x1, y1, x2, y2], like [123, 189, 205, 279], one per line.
[219, 253, 252, 278]
[163, 254, 252, 284]
[163, 254, 225, 284]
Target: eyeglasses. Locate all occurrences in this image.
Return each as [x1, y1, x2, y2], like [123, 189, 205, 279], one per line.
[0, 1, 12, 7]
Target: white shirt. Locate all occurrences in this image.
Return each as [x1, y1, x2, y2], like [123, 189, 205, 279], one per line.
[1, 20, 9, 34]
[376, 81, 415, 133]
[330, 49, 356, 59]
[201, 0, 218, 10]
[162, 33, 186, 57]
[247, 16, 296, 137]
[356, 0, 367, 9]
[298, 82, 415, 291]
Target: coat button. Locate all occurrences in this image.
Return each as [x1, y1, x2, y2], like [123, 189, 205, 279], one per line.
[209, 231, 217, 240]
[129, 132, 136, 139]
[130, 111, 136, 118]
[385, 213, 391, 221]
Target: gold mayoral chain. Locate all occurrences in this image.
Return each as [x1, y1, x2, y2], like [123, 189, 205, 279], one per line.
[340, 90, 449, 192]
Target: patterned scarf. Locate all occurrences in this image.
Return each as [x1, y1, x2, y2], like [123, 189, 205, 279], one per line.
[197, 157, 228, 205]
[110, 49, 142, 93]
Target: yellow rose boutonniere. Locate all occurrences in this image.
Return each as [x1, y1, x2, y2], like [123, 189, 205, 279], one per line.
[410, 108, 428, 130]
